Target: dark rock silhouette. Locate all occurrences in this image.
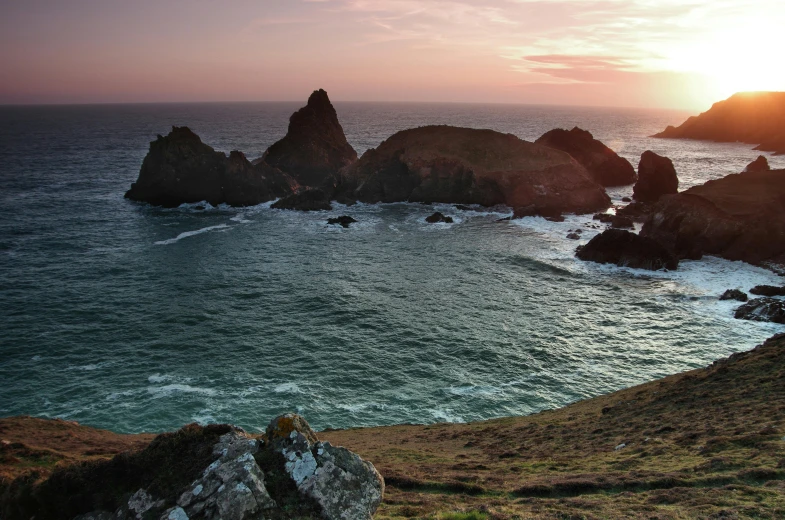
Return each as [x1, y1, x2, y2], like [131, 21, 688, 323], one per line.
[720, 289, 748, 302]
[263, 89, 357, 188]
[535, 127, 636, 186]
[744, 155, 770, 173]
[750, 285, 785, 297]
[566, 232, 581, 240]
[593, 213, 614, 223]
[611, 215, 634, 229]
[633, 151, 678, 202]
[576, 229, 678, 270]
[654, 92, 785, 155]
[337, 125, 610, 217]
[616, 201, 655, 222]
[271, 189, 333, 211]
[622, 196, 632, 202]
[641, 169, 785, 266]
[125, 127, 294, 207]
[327, 215, 357, 228]
[425, 212, 454, 223]
[735, 298, 785, 324]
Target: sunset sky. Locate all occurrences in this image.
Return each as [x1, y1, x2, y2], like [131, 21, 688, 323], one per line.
[1, 0, 783, 109]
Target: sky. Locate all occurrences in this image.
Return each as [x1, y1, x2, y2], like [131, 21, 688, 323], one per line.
[1, 0, 784, 109]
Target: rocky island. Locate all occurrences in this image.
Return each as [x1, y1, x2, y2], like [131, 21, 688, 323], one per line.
[654, 91, 785, 155]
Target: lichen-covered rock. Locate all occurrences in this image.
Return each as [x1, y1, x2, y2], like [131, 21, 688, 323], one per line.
[267, 414, 384, 520]
[633, 151, 678, 202]
[735, 298, 785, 324]
[535, 127, 636, 186]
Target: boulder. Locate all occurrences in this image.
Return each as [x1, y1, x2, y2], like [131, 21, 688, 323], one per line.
[720, 289, 748, 302]
[615, 201, 655, 222]
[125, 127, 294, 208]
[425, 212, 454, 224]
[576, 229, 678, 271]
[566, 233, 581, 240]
[263, 89, 357, 188]
[653, 92, 785, 155]
[633, 151, 678, 202]
[744, 155, 770, 173]
[641, 169, 785, 266]
[750, 285, 785, 297]
[271, 189, 332, 211]
[336, 125, 610, 216]
[535, 127, 636, 186]
[735, 298, 785, 324]
[327, 216, 357, 228]
[611, 216, 634, 229]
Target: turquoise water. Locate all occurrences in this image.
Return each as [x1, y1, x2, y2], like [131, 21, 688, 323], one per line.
[1, 102, 783, 434]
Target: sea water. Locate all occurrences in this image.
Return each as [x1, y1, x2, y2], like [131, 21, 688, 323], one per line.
[1, 102, 783, 434]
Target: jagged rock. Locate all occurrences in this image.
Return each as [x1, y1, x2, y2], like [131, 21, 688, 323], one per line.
[263, 89, 357, 188]
[271, 189, 332, 211]
[611, 216, 634, 229]
[425, 212, 454, 224]
[535, 127, 637, 186]
[268, 414, 384, 520]
[127, 489, 164, 519]
[735, 298, 785, 324]
[125, 127, 294, 207]
[576, 229, 678, 270]
[653, 92, 785, 155]
[750, 285, 785, 297]
[641, 169, 785, 266]
[327, 216, 357, 228]
[744, 155, 770, 172]
[336, 125, 610, 216]
[633, 151, 678, 202]
[720, 289, 748, 302]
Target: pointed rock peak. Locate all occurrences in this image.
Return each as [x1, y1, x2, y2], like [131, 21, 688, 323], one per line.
[307, 88, 331, 108]
[744, 155, 770, 173]
[167, 126, 201, 141]
[569, 127, 594, 140]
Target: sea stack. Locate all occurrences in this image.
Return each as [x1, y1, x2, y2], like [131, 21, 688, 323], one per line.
[744, 155, 770, 172]
[337, 125, 611, 216]
[125, 126, 294, 207]
[535, 127, 637, 186]
[633, 151, 678, 202]
[263, 89, 358, 188]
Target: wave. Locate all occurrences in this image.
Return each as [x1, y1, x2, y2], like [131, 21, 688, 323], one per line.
[155, 224, 230, 245]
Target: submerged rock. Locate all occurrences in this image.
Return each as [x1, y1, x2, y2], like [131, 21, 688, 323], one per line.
[125, 127, 294, 208]
[735, 298, 785, 324]
[633, 151, 678, 202]
[425, 212, 454, 224]
[327, 215, 357, 228]
[337, 125, 610, 216]
[535, 127, 637, 186]
[576, 229, 678, 271]
[271, 189, 332, 211]
[744, 155, 770, 173]
[263, 89, 357, 188]
[750, 285, 785, 297]
[720, 289, 748, 302]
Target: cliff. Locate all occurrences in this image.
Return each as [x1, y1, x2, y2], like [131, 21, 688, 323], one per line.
[654, 91, 785, 155]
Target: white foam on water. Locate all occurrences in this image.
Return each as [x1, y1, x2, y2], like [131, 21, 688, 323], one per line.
[147, 384, 217, 398]
[192, 410, 217, 425]
[230, 214, 252, 223]
[31, 355, 42, 361]
[429, 408, 464, 423]
[447, 385, 503, 397]
[176, 201, 216, 211]
[148, 373, 173, 384]
[273, 382, 301, 394]
[155, 224, 230, 245]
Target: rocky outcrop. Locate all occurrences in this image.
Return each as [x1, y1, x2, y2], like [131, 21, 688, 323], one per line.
[2, 416, 383, 520]
[337, 125, 610, 216]
[720, 289, 748, 302]
[327, 216, 357, 228]
[735, 298, 785, 324]
[425, 212, 454, 224]
[641, 169, 785, 266]
[263, 89, 358, 188]
[653, 91, 785, 155]
[744, 155, 770, 172]
[125, 127, 294, 208]
[271, 189, 333, 211]
[575, 229, 678, 270]
[750, 285, 785, 297]
[535, 127, 636, 186]
[633, 151, 678, 202]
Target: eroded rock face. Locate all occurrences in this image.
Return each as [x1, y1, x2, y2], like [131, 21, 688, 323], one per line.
[576, 229, 678, 271]
[535, 127, 636, 186]
[263, 89, 358, 188]
[744, 155, 770, 173]
[735, 298, 785, 324]
[125, 127, 294, 208]
[633, 151, 678, 202]
[337, 125, 610, 217]
[641, 169, 785, 266]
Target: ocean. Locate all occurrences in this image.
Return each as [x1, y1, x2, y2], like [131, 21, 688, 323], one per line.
[1, 101, 783, 434]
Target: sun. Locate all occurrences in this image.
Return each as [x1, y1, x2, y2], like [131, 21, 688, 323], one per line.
[666, 16, 785, 99]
